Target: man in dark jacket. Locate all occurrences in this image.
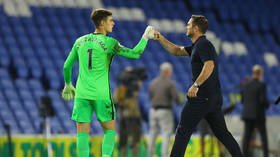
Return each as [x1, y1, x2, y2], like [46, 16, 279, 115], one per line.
[154, 15, 243, 157]
[241, 64, 269, 157]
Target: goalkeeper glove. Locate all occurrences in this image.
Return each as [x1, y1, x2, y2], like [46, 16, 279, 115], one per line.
[142, 25, 155, 40]
[61, 83, 75, 100]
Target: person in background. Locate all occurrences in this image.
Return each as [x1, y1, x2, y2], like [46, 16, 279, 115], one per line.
[241, 64, 269, 157]
[114, 67, 143, 157]
[148, 62, 182, 157]
[197, 119, 212, 157]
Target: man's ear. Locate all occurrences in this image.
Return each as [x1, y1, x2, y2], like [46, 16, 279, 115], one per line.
[100, 20, 104, 27]
[194, 25, 200, 33]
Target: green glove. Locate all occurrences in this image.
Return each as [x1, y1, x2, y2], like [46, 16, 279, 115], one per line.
[61, 83, 75, 100]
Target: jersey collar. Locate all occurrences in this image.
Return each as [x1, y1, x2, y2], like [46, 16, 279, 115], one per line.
[92, 33, 103, 35]
[193, 35, 206, 46]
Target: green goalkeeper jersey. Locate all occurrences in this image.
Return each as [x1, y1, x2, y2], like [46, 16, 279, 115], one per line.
[63, 33, 148, 100]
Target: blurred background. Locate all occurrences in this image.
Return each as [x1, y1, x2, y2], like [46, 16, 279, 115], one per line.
[0, 0, 279, 156]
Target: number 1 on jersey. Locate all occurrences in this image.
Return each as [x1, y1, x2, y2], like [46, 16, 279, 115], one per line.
[87, 49, 93, 70]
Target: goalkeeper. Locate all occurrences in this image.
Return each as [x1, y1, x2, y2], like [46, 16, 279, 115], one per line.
[62, 8, 155, 157]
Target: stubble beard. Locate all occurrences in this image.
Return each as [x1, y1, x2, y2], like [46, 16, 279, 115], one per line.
[187, 31, 193, 38]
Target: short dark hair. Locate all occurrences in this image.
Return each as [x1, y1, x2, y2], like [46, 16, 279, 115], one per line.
[91, 9, 112, 27]
[191, 15, 208, 34]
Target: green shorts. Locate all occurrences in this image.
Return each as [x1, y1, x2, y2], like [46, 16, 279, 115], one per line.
[71, 98, 116, 123]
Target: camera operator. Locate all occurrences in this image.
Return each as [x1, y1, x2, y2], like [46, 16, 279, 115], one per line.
[114, 66, 147, 157]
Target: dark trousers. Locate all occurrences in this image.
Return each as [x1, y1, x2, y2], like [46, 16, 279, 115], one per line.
[242, 119, 268, 157]
[119, 117, 141, 148]
[170, 98, 243, 157]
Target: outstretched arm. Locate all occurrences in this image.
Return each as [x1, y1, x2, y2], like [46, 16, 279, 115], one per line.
[113, 26, 155, 59]
[114, 38, 147, 59]
[155, 31, 190, 56]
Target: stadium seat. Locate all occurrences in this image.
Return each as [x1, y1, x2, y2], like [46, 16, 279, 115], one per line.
[14, 109, 35, 133]
[0, 68, 10, 79]
[15, 79, 29, 90]
[50, 117, 65, 134]
[0, 106, 22, 134]
[23, 100, 39, 118]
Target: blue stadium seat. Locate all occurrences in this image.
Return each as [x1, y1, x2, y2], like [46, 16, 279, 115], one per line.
[50, 117, 65, 134]
[0, 49, 10, 67]
[0, 68, 10, 79]
[18, 89, 34, 101]
[15, 79, 29, 90]
[14, 109, 35, 134]
[27, 62, 43, 79]
[13, 58, 29, 78]
[28, 79, 44, 91]
[23, 100, 39, 118]
[0, 107, 22, 134]
[91, 118, 103, 134]
[0, 120, 5, 134]
[63, 120, 76, 134]
[4, 89, 20, 102]
[28, 79, 45, 104]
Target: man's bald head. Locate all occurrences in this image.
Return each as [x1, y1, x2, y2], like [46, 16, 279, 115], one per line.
[252, 64, 263, 80]
[160, 62, 173, 77]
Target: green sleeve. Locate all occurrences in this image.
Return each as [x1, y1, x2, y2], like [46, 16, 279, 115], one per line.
[63, 42, 78, 84]
[111, 38, 148, 59]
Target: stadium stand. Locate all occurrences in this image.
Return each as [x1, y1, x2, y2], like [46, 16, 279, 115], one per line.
[0, 0, 279, 135]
